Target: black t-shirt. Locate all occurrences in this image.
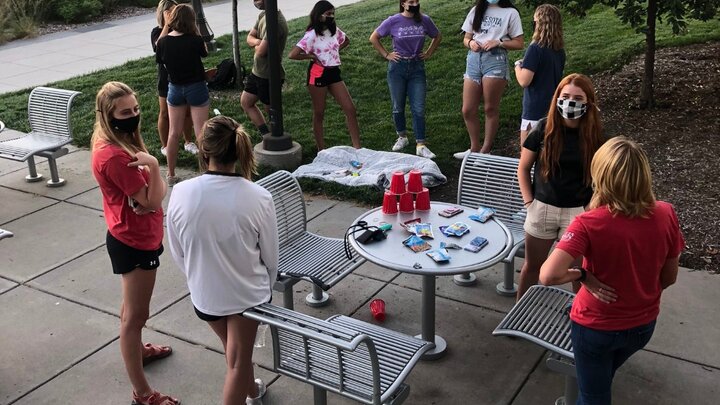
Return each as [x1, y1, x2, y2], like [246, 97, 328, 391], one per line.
[155, 34, 208, 85]
[150, 27, 169, 91]
[521, 43, 565, 120]
[522, 118, 592, 207]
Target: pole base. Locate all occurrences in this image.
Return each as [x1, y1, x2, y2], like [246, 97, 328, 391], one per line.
[262, 132, 293, 151]
[254, 140, 303, 171]
[415, 334, 447, 360]
[496, 281, 518, 296]
[453, 273, 477, 286]
[25, 173, 43, 183]
[305, 291, 330, 307]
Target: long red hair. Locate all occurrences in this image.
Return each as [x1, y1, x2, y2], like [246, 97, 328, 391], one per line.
[541, 73, 604, 185]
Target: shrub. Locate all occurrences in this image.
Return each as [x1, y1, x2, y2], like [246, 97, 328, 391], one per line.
[54, 0, 104, 23]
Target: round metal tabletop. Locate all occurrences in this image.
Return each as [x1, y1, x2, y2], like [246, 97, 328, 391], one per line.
[349, 201, 514, 276]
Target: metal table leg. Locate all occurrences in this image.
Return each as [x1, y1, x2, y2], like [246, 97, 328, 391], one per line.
[415, 274, 447, 360]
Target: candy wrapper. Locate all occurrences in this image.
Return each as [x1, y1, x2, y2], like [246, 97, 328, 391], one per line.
[426, 248, 451, 262]
[468, 206, 496, 223]
[403, 235, 432, 252]
[401, 218, 422, 232]
[413, 223, 434, 239]
[464, 236, 488, 252]
[440, 241, 462, 250]
[440, 222, 470, 237]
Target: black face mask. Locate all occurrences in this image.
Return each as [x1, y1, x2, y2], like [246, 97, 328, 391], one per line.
[408, 4, 420, 14]
[111, 115, 140, 134]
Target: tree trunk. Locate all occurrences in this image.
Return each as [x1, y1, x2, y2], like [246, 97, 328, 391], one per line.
[640, 0, 657, 108]
[231, 0, 244, 90]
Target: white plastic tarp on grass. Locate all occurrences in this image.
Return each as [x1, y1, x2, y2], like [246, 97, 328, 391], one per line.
[292, 146, 447, 189]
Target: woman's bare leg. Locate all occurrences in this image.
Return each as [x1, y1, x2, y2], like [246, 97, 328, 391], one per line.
[461, 79, 483, 153]
[308, 85, 328, 150]
[480, 77, 507, 153]
[328, 81, 361, 148]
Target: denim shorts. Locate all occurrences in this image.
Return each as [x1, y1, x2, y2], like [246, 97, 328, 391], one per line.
[464, 48, 509, 83]
[524, 199, 585, 240]
[167, 81, 210, 107]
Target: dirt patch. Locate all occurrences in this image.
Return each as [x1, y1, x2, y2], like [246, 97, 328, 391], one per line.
[36, 6, 153, 37]
[439, 41, 720, 273]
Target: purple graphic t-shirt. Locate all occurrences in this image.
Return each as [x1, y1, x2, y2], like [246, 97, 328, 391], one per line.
[375, 14, 439, 58]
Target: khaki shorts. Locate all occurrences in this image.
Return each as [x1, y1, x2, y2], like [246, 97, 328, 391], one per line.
[524, 200, 585, 240]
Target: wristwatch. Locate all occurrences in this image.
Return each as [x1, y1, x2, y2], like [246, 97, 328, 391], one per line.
[573, 266, 587, 282]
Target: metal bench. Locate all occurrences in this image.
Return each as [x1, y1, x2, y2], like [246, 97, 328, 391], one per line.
[0, 87, 81, 187]
[454, 153, 530, 295]
[0, 228, 14, 241]
[243, 303, 431, 405]
[256, 170, 366, 309]
[493, 285, 578, 405]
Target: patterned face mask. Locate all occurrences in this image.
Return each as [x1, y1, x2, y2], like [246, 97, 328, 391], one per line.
[556, 98, 588, 120]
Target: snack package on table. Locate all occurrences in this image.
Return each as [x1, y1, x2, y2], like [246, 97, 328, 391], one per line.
[403, 234, 432, 252]
[440, 241, 462, 250]
[468, 206, 496, 223]
[439, 222, 470, 237]
[426, 248, 451, 262]
[401, 217, 422, 232]
[413, 223, 434, 239]
[464, 236, 489, 252]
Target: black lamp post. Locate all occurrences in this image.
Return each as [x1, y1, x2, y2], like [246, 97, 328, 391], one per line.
[263, 0, 293, 151]
[192, 0, 217, 52]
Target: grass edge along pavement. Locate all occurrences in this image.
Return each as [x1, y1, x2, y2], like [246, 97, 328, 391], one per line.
[0, 0, 718, 205]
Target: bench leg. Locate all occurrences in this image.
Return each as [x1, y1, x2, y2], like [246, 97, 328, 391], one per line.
[453, 272, 477, 286]
[313, 386, 327, 405]
[45, 156, 66, 187]
[24, 156, 44, 183]
[495, 260, 518, 296]
[282, 287, 294, 311]
[305, 284, 330, 307]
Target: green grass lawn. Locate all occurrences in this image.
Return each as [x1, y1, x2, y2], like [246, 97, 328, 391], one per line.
[1, 0, 718, 203]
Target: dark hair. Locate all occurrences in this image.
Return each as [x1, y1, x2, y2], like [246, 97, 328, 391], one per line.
[198, 116, 256, 179]
[307, 1, 336, 36]
[472, 0, 517, 32]
[169, 3, 199, 36]
[399, 0, 422, 23]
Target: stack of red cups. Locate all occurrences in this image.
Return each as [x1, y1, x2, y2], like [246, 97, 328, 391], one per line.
[382, 170, 430, 214]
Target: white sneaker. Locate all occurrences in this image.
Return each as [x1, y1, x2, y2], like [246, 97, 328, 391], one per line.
[453, 149, 471, 160]
[160, 147, 167, 156]
[184, 142, 199, 155]
[392, 136, 409, 151]
[246, 379, 266, 405]
[416, 145, 436, 159]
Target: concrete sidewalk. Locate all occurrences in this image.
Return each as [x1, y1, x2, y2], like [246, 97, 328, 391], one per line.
[0, 0, 362, 94]
[1, 147, 718, 404]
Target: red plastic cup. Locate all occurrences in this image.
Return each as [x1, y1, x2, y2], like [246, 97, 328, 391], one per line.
[399, 192, 414, 213]
[370, 298, 386, 322]
[382, 191, 398, 214]
[407, 170, 423, 193]
[415, 188, 430, 211]
[389, 171, 406, 194]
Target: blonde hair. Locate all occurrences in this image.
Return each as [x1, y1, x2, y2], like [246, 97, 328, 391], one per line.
[589, 136, 656, 217]
[198, 116, 256, 180]
[156, 0, 178, 27]
[91, 81, 147, 156]
[533, 4, 563, 51]
[168, 3, 200, 36]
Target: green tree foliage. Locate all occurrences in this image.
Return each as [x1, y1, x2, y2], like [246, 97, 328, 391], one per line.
[523, 0, 720, 107]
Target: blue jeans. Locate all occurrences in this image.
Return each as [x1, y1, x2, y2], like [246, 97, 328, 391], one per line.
[387, 59, 426, 142]
[571, 320, 656, 405]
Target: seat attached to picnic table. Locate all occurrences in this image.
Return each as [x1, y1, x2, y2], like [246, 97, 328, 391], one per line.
[493, 285, 578, 405]
[0, 87, 81, 187]
[256, 170, 366, 309]
[243, 303, 431, 405]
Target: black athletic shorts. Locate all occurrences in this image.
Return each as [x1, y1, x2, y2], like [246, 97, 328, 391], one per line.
[106, 231, 164, 275]
[306, 62, 342, 87]
[243, 73, 271, 105]
[194, 305, 227, 322]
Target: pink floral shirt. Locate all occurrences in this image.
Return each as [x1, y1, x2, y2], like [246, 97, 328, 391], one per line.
[296, 28, 346, 67]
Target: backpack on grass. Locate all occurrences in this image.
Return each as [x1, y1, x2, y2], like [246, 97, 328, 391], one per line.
[207, 58, 237, 90]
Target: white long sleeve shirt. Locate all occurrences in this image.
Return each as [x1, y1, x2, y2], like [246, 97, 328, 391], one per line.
[167, 172, 279, 316]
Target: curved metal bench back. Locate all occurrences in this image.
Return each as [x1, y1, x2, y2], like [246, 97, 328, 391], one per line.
[458, 153, 528, 236]
[28, 87, 81, 140]
[245, 304, 431, 405]
[493, 285, 574, 359]
[256, 170, 307, 245]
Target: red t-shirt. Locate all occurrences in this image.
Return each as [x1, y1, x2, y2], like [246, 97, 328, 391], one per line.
[556, 201, 684, 330]
[91, 142, 163, 251]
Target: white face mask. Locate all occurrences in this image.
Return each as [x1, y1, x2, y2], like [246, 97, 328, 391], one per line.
[556, 98, 588, 120]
